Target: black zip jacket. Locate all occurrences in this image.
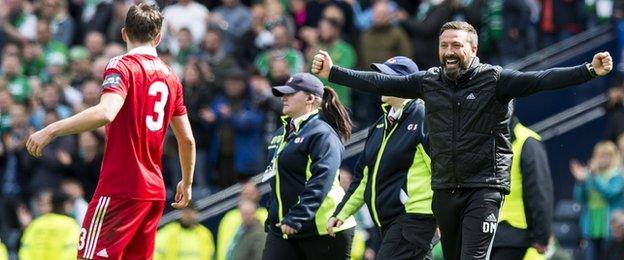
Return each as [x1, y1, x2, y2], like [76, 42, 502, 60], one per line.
[264, 113, 355, 238]
[329, 57, 594, 193]
[333, 100, 433, 228]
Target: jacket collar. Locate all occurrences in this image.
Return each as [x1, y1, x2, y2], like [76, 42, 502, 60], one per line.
[281, 110, 319, 133]
[442, 56, 480, 84]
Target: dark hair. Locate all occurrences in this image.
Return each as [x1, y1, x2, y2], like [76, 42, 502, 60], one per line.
[439, 21, 478, 47]
[124, 3, 163, 43]
[52, 191, 74, 214]
[318, 87, 352, 140]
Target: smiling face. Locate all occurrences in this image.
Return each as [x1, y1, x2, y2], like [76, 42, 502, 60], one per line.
[438, 29, 477, 80]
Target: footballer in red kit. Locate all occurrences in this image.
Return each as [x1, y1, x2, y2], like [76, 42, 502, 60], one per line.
[26, 3, 196, 260]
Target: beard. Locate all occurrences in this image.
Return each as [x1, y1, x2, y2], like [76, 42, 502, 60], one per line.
[441, 54, 471, 80]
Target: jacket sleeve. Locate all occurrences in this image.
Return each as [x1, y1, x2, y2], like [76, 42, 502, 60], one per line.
[333, 152, 368, 221]
[587, 171, 624, 202]
[520, 138, 554, 245]
[329, 66, 425, 99]
[496, 64, 593, 100]
[281, 132, 343, 230]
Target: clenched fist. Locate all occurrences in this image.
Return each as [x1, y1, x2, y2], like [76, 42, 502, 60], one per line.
[591, 51, 613, 76]
[311, 50, 333, 79]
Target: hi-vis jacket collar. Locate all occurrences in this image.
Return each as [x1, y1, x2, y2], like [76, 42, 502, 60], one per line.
[280, 109, 319, 133]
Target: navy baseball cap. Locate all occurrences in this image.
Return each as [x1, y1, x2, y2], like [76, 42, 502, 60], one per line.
[272, 73, 325, 97]
[370, 56, 419, 76]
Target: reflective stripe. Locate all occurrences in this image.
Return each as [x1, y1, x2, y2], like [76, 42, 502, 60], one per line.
[405, 144, 433, 214]
[370, 118, 400, 227]
[336, 166, 369, 221]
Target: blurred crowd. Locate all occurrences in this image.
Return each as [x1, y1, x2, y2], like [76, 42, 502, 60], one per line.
[0, 0, 622, 258]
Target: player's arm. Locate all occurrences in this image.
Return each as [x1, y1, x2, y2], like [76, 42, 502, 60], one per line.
[170, 114, 196, 209]
[496, 52, 612, 100]
[312, 50, 425, 99]
[26, 93, 125, 157]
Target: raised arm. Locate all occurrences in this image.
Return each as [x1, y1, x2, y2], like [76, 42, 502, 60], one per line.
[497, 52, 613, 100]
[311, 50, 425, 99]
[26, 93, 125, 157]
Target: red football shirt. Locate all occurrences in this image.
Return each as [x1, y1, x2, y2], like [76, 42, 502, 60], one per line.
[93, 46, 187, 200]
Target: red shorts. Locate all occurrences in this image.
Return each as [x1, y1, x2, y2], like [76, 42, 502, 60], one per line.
[77, 196, 165, 259]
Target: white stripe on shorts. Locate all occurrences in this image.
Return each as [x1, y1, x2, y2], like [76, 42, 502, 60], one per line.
[83, 196, 110, 259]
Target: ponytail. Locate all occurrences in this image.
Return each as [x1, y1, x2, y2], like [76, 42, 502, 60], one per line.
[318, 87, 352, 141]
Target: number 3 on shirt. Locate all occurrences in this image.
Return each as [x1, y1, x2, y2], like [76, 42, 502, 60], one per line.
[146, 82, 169, 131]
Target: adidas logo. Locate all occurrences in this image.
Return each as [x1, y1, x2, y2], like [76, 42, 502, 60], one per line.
[466, 93, 476, 100]
[486, 213, 497, 222]
[96, 249, 109, 258]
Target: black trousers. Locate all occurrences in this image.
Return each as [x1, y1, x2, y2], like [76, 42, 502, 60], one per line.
[376, 213, 437, 260]
[261, 228, 354, 260]
[432, 188, 504, 260]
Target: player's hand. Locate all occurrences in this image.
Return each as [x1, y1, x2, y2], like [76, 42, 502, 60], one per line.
[276, 222, 298, 235]
[326, 217, 343, 237]
[592, 51, 613, 76]
[171, 181, 192, 209]
[26, 127, 55, 157]
[532, 242, 549, 254]
[311, 50, 333, 79]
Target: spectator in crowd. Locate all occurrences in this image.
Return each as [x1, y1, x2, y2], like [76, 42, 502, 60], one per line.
[106, 0, 129, 44]
[21, 41, 46, 78]
[74, 80, 99, 112]
[354, 0, 412, 127]
[605, 75, 624, 142]
[84, 31, 105, 59]
[40, 0, 75, 46]
[606, 210, 624, 260]
[4, 103, 33, 200]
[174, 27, 199, 66]
[67, 47, 92, 90]
[30, 85, 72, 129]
[346, 0, 399, 30]
[208, 68, 264, 188]
[102, 42, 125, 59]
[72, 0, 112, 42]
[162, 0, 209, 54]
[182, 61, 215, 193]
[18, 191, 80, 260]
[217, 182, 267, 260]
[302, 5, 356, 107]
[72, 131, 102, 199]
[59, 178, 88, 225]
[28, 110, 75, 196]
[90, 56, 109, 81]
[0, 88, 13, 137]
[1, 55, 31, 104]
[254, 24, 305, 78]
[154, 204, 216, 260]
[304, 0, 355, 42]
[398, 0, 454, 69]
[200, 28, 239, 87]
[498, 0, 533, 65]
[249, 74, 282, 146]
[0, 0, 38, 43]
[267, 57, 292, 85]
[226, 199, 266, 260]
[570, 141, 624, 260]
[539, 0, 585, 48]
[236, 3, 271, 72]
[213, 0, 252, 54]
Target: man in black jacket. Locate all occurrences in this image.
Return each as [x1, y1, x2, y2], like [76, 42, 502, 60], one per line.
[491, 117, 553, 259]
[311, 21, 612, 260]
